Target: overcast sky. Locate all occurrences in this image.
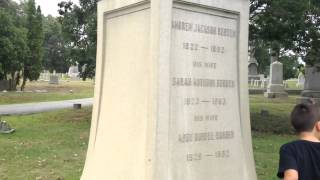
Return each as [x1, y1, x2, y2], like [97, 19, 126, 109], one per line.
[12, 0, 79, 17]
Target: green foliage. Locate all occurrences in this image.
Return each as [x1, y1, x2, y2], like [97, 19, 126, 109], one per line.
[279, 55, 299, 80]
[0, 81, 94, 105]
[250, 95, 298, 134]
[253, 132, 296, 180]
[251, 0, 308, 50]
[0, 2, 28, 90]
[253, 41, 270, 75]
[43, 15, 69, 73]
[0, 108, 91, 179]
[250, 0, 320, 65]
[21, 0, 44, 90]
[58, 0, 97, 80]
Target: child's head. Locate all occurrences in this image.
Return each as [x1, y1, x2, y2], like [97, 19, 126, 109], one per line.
[291, 103, 320, 136]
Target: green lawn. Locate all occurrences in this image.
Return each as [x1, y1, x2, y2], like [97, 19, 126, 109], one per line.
[0, 94, 300, 179]
[253, 133, 296, 180]
[250, 95, 298, 134]
[285, 80, 303, 90]
[0, 108, 91, 180]
[0, 81, 94, 105]
[250, 95, 299, 179]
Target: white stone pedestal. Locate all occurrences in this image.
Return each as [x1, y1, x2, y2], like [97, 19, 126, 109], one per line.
[264, 61, 288, 98]
[81, 1, 257, 180]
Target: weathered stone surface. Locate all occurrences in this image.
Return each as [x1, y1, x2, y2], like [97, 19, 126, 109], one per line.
[81, 1, 257, 180]
[0, 80, 10, 91]
[0, 121, 15, 134]
[301, 65, 320, 98]
[49, 75, 59, 84]
[264, 61, 288, 98]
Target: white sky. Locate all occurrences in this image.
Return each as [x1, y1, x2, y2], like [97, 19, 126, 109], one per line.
[12, 0, 79, 17]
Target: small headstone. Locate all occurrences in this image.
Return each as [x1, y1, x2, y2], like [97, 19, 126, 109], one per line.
[35, 90, 48, 93]
[260, 109, 269, 117]
[49, 75, 59, 84]
[0, 121, 15, 134]
[73, 104, 82, 109]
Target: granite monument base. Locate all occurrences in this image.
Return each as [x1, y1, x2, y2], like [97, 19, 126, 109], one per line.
[264, 84, 288, 98]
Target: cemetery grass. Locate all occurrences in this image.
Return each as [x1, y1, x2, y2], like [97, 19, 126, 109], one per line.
[0, 81, 94, 105]
[0, 108, 91, 180]
[250, 94, 297, 180]
[0, 94, 300, 179]
[253, 132, 295, 180]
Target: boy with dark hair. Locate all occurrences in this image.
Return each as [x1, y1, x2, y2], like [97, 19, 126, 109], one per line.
[277, 103, 320, 180]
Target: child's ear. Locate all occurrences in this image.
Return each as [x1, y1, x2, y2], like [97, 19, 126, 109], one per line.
[316, 122, 320, 131]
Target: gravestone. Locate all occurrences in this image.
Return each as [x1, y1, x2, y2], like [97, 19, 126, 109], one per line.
[297, 72, 305, 88]
[0, 121, 15, 134]
[68, 65, 80, 80]
[299, 64, 320, 104]
[49, 75, 59, 84]
[248, 46, 258, 77]
[264, 61, 288, 98]
[248, 63, 258, 76]
[82, 1, 257, 180]
[0, 80, 10, 91]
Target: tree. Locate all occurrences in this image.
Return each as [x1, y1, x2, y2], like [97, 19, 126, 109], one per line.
[250, 0, 308, 53]
[21, 0, 44, 90]
[58, 0, 97, 80]
[250, 0, 320, 65]
[0, 2, 28, 90]
[279, 55, 299, 80]
[43, 15, 69, 73]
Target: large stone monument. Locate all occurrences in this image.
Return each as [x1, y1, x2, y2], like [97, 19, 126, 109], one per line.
[300, 64, 320, 104]
[82, 0, 257, 180]
[264, 61, 288, 98]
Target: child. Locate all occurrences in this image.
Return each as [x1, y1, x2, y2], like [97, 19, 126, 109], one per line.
[277, 103, 320, 180]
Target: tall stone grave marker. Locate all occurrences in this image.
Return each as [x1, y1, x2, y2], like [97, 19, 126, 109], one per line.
[264, 61, 288, 98]
[299, 64, 320, 104]
[82, 0, 257, 180]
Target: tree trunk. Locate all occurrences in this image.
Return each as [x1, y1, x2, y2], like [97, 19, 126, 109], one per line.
[9, 72, 17, 91]
[21, 76, 26, 91]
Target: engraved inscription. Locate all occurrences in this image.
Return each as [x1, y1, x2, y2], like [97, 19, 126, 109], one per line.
[178, 131, 235, 143]
[194, 115, 219, 122]
[170, 7, 244, 179]
[172, 20, 237, 38]
[172, 78, 235, 88]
